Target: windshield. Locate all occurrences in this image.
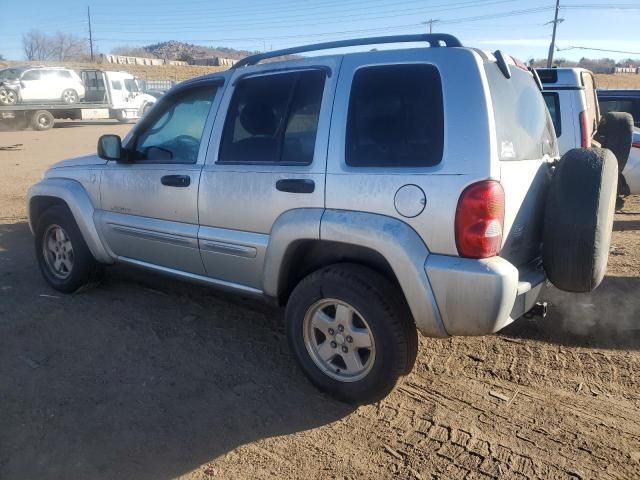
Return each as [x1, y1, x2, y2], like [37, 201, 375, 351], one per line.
[124, 78, 139, 93]
[0, 69, 21, 81]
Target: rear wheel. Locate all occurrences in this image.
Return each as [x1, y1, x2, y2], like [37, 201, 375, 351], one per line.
[35, 205, 103, 293]
[30, 110, 55, 131]
[61, 88, 79, 104]
[286, 264, 417, 404]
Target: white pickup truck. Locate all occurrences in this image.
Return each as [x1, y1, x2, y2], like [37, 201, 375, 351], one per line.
[537, 67, 638, 202]
[0, 69, 156, 131]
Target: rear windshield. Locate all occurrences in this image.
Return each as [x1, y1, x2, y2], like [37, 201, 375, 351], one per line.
[485, 64, 558, 160]
[599, 98, 640, 126]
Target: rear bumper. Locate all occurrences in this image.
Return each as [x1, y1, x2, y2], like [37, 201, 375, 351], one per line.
[425, 255, 545, 336]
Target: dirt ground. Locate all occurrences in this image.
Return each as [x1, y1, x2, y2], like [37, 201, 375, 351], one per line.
[1, 122, 639, 480]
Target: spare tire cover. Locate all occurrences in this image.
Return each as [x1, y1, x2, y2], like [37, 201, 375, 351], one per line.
[596, 112, 633, 170]
[543, 148, 618, 293]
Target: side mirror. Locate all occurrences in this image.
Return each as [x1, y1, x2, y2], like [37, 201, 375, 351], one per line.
[97, 134, 124, 161]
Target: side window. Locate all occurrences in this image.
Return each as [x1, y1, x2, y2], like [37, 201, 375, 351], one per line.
[218, 70, 326, 165]
[58, 70, 72, 79]
[133, 84, 217, 164]
[345, 64, 444, 168]
[21, 70, 41, 81]
[111, 80, 122, 90]
[542, 92, 562, 136]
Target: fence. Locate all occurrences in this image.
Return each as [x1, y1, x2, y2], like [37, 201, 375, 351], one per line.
[102, 54, 188, 67]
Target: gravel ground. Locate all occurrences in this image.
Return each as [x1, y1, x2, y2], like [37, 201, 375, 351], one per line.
[1, 122, 639, 480]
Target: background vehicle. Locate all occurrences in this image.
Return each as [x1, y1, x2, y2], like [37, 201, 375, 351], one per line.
[0, 69, 156, 130]
[0, 66, 85, 105]
[27, 35, 617, 404]
[538, 67, 637, 200]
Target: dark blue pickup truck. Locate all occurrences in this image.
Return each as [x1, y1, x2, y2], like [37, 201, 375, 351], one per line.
[598, 89, 640, 128]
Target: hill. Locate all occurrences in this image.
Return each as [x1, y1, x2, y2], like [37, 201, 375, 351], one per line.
[113, 41, 256, 63]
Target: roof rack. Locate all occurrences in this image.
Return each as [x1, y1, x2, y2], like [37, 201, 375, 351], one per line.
[232, 33, 463, 69]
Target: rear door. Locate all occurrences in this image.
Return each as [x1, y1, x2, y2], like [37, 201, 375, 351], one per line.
[198, 58, 337, 290]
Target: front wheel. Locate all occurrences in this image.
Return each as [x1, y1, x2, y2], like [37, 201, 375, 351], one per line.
[35, 205, 103, 293]
[0, 87, 18, 105]
[286, 264, 417, 404]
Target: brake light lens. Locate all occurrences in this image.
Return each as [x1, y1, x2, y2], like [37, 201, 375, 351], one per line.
[579, 111, 590, 147]
[455, 180, 505, 258]
[632, 141, 640, 149]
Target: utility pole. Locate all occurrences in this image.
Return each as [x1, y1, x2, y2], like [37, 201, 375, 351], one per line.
[424, 18, 440, 34]
[546, 0, 561, 67]
[87, 6, 94, 62]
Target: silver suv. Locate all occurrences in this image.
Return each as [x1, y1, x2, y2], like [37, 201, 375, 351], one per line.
[27, 35, 618, 404]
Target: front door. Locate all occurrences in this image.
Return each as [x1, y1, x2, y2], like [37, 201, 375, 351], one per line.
[198, 59, 338, 290]
[96, 80, 221, 274]
[19, 69, 45, 101]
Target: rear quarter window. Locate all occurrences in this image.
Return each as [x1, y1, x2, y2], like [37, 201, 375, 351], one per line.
[542, 92, 562, 137]
[345, 64, 444, 168]
[485, 65, 558, 160]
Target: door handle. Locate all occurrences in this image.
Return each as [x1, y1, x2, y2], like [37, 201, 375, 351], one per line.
[161, 175, 191, 187]
[275, 178, 315, 194]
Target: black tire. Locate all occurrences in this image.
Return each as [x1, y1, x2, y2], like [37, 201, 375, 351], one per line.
[30, 110, 55, 131]
[115, 110, 129, 123]
[543, 148, 618, 293]
[286, 263, 418, 405]
[142, 103, 153, 117]
[35, 205, 104, 293]
[596, 112, 633, 171]
[61, 88, 79, 104]
[0, 87, 18, 105]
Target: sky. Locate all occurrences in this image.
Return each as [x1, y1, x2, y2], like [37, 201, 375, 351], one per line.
[2, 0, 639, 62]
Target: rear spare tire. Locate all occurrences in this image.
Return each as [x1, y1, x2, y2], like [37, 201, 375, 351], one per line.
[595, 112, 633, 171]
[543, 148, 617, 293]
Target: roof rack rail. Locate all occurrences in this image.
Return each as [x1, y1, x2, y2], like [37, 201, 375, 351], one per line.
[232, 33, 463, 69]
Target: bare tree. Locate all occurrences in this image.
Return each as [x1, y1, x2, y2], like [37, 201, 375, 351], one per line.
[23, 30, 55, 61]
[23, 30, 89, 62]
[51, 32, 89, 61]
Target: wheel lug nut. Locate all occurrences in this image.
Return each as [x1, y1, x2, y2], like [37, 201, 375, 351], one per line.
[330, 341, 337, 349]
[328, 328, 335, 335]
[338, 325, 344, 332]
[346, 336, 353, 343]
[342, 346, 348, 353]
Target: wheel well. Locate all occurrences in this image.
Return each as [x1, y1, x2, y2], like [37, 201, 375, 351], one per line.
[29, 196, 68, 230]
[277, 240, 403, 306]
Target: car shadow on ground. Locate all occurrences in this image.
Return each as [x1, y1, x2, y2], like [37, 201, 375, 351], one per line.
[502, 276, 640, 350]
[0, 222, 353, 480]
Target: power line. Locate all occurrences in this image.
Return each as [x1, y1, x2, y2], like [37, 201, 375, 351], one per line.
[557, 46, 640, 55]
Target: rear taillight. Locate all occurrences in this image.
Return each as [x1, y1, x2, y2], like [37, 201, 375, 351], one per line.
[455, 180, 505, 259]
[632, 141, 640, 149]
[579, 111, 590, 147]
